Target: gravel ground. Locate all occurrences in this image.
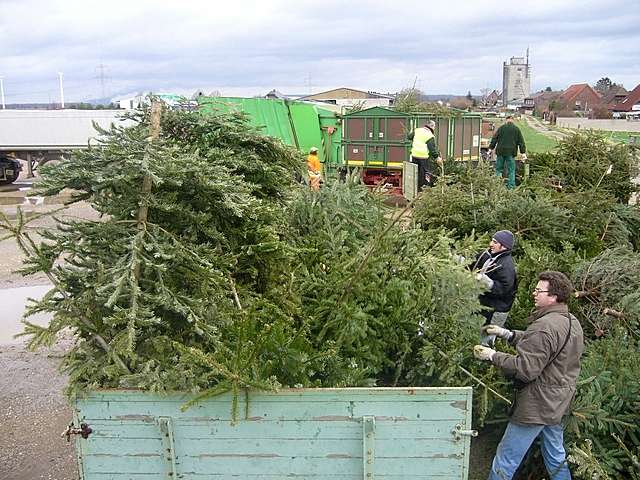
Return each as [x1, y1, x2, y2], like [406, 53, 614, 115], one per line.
[0, 177, 91, 479]
[0, 338, 78, 480]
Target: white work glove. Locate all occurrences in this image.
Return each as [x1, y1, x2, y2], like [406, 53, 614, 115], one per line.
[436, 156, 443, 166]
[473, 345, 496, 362]
[482, 325, 514, 342]
[521, 153, 528, 161]
[476, 273, 494, 289]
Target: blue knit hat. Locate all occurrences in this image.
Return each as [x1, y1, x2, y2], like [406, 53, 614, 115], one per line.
[493, 230, 515, 250]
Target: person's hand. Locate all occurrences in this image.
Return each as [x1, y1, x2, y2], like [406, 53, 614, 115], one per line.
[473, 345, 496, 361]
[482, 325, 513, 341]
[521, 153, 528, 161]
[476, 273, 494, 289]
[436, 156, 443, 166]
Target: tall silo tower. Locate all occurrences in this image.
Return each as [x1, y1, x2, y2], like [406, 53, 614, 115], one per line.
[502, 49, 531, 106]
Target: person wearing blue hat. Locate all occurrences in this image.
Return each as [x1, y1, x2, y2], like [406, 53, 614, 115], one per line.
[471, 230, 518, 346]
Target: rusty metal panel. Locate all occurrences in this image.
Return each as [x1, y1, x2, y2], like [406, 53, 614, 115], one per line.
[378, 118, 386, 141]
[388, 145, 409, 164]
[387, 118, 410, 142]
[366, 118, 376, 141]
[345, 144, 366, 163]
[452, 117, 481, 161]
[436, 118, 449, 158]
[346, 118, 366, 141]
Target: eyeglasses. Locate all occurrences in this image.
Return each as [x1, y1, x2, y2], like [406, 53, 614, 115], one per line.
[533, 288, 549, 294]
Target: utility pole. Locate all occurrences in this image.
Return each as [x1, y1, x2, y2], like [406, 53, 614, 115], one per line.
[0, 77, 5, 109]
[95, 63, 110, 100]
[305, 73, 312, 95]
[58, 72, 65, 109]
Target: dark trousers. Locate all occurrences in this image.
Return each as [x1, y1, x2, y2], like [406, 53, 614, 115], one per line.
[411, 156, 435, 188]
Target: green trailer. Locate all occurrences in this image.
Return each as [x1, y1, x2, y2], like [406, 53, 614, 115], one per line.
[340, 107, 482, 194]
[413, 114, 482, 163]
[71, 387, 476, 479]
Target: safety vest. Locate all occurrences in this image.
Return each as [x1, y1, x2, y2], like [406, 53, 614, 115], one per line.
[307, 154, 321, 175]
[411, 127, 434, 159]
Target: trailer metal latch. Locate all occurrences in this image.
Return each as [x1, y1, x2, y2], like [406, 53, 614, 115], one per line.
[362, 416, 375, 480]
[61, 422, 93, 442]
[157, 416, 178, 478]
[451, 423, 478, 442]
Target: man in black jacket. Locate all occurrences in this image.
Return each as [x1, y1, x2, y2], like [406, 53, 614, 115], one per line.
[472, 230, 517, 346]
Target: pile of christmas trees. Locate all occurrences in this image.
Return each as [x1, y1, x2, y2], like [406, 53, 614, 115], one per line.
[4, 104, 639, 479]
[414, 133, 640, 479]
[3, 104, 489, 401]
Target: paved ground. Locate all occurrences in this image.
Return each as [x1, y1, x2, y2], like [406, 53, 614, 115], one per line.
[0, 172, 85, 480]
[0, 338, 78, 480]
[522, 115, 569, 141]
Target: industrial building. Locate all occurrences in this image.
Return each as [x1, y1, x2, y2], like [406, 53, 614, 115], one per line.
[502, 52, 531, 107]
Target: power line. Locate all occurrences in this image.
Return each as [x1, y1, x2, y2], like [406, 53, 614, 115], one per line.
[94, 63, 111, 99]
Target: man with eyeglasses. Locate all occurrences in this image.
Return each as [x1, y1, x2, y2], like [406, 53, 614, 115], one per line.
[473, 271, 584, 480]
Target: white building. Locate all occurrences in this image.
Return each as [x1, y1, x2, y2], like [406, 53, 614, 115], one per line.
[298, 88, 394, 110]
[502, 53, 531, 107]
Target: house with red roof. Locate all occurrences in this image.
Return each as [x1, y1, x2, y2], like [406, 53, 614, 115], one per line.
[559, 83, 601, 112]
[600, 85, 628, 112]
[612, 83, 640, 115]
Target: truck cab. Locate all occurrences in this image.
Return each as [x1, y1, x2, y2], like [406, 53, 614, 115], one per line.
[0, 155, 22, 184]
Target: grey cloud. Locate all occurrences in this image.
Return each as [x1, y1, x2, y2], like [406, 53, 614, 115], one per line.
[1, 0, 638, 102]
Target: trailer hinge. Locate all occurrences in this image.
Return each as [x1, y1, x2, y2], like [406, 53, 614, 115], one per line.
[61, 422, 93, 442]
[451, 423, 478, 442]
[362, 416, 375, 480]
[157, 416, 178, 478]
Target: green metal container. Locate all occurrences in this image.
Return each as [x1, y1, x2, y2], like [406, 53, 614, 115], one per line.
[72, 387, 475, 479]
[414, 114, 481, 162]
[197, 97, 341, 166]
[342, 108, 482, 171]
[342, 107, 412, 170]
[198, 97, 297, 148]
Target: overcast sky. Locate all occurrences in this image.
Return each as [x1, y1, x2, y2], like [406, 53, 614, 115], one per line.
[1, 0, 638, 103]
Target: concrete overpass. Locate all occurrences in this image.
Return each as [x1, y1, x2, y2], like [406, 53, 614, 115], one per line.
[0, 109, 133, 176]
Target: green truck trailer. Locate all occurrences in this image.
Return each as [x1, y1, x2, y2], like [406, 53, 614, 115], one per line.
[341, 107, 481, 193]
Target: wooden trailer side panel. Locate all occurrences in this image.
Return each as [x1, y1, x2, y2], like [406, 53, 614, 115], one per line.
[75, 387, 474, 480]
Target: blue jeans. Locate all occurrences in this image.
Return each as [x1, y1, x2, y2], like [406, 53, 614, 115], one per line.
[496, 155, 516, 189]
[488, 422, 571, 480]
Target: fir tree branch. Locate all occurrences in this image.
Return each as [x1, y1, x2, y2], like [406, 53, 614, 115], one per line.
[134, 101, 162, 280]
[603, 307, 624, 318]
[228, 273, 243, 310]
[437, 349, 512, 405]
[337, 200, 414, 305]
[0, 209, 131, 373]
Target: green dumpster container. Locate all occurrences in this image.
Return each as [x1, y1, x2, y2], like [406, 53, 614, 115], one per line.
[414, 114, 481, 162]
[197, 97, 341, 167]
[342, 107, 412, 170]
[73, 387, 475, 479]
